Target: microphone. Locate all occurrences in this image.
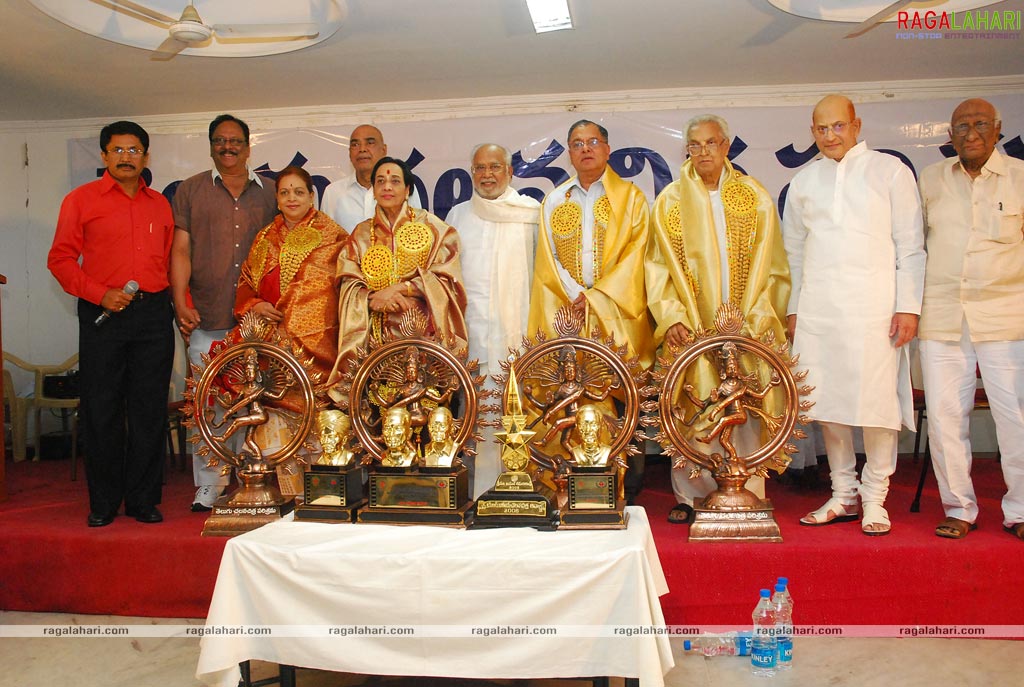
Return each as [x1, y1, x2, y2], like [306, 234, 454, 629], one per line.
[94, 280, 140, 326]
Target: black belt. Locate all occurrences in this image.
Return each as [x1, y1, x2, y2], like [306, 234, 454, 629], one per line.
[132, 288, 169, 302]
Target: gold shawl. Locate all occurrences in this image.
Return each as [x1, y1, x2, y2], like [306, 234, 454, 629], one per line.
[647, 159, 791, 468]
[529, 167, 654, 369]
[331, 206, 468, 389]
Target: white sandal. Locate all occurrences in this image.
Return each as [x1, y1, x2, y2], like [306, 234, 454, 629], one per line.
[799, 497, 858, 526]
[861, 502, 891, 536]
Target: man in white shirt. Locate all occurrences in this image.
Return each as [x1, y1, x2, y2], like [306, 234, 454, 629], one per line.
[918, 98, 1024, 541]
[783, 95, 926, 536]
[320, 124, 422, 231]
[446, 143, 539, 496]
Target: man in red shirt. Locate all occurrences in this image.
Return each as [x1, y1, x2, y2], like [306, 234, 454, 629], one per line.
[48, 121, 175, 527]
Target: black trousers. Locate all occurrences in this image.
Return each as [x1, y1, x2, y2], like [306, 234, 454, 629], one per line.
[77, 290, 174, 515]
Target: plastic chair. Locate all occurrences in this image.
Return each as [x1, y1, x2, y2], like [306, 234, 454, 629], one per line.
[2, 365, 30, 461]
[2, 352, 81, 478]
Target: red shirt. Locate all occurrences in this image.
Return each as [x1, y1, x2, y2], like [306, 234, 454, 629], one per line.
[48, 171, 174, 305]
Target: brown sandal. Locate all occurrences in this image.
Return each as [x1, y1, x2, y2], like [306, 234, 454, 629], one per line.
[1004, 522, 1024, 540]
[935, 517, 976, 539]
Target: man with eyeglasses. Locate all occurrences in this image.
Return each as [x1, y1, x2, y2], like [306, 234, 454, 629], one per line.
[529, 120, 653, 368]
[321, 124, 422, 231]
[917, 98, 1024, 542]
[169, 113, 277, 512]
[48, 121, 175, 527]
[529, 120, 652, 502]
[646, 114, 791, 524]
[782, 94, 925, 536]
[446, 143, 539, 496]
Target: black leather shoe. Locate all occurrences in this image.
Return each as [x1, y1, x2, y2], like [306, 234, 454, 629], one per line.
[125, 505, 163, 523]
[87, 511, 116, 527]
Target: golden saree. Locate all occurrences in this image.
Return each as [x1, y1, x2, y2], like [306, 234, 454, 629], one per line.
[331, 205, 467, 386]
[230, 208, 348, 409]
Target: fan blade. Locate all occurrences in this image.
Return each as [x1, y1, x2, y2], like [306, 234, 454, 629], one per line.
[211, 23, 320, 39]
[151, 35, 188, 60]
[845, 0, 916, 38]
[106, 0, 177, 25]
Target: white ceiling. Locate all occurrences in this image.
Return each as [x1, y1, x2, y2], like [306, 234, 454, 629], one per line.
[1, 0, 1022, 123]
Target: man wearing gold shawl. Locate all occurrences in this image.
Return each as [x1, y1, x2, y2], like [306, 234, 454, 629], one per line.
[529, 120, 653, 368]
[529, 120, 652, 502]
[647, 114, 790, 524]
[330, 157, 467, 396]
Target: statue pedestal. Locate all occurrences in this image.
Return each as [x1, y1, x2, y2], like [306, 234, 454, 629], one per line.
[357, 466, 471, 527]
[470, 472, 557, 530]
[295, 464, 367, 523]
[559, 468, 627, 530]
[202, 469, 295, 537]
[688, 478, 782, 543]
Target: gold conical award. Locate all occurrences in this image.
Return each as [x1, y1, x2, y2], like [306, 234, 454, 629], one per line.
[470, 355, 558, 529]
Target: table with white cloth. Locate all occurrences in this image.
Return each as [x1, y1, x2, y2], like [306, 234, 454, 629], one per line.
[196, 506, 674, 687]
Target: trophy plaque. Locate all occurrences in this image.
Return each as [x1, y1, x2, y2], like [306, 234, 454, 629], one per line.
[295, 410, 366, 523]
[489, 307, 649, 530]
[184, 313, 318, 536]
[336, 318, 485, 528]
[652, 303, 813, 542]
[470, 356, 557, 530]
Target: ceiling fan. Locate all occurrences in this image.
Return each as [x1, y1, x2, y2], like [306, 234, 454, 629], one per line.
[102, 0, 320, 59]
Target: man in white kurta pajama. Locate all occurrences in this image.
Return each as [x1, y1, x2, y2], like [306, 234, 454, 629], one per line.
[782, 95, 926, 536]
[446, 144, 539, 497]
[918, 98, 1024, 542]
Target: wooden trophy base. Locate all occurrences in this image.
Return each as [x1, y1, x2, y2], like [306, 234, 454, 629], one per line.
[295, 464, 366, 523]
[356, 466, 471, 527]
[559, 469, 627, 530]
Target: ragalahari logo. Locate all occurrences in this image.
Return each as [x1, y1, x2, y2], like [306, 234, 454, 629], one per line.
[895, 9, 1021, 40]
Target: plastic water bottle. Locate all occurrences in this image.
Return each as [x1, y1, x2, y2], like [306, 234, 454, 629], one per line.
[751, 589, 777, 677]
[683, 632, 747, 657]
[777, 577, 793, 607]
[772, 583, 793, 671]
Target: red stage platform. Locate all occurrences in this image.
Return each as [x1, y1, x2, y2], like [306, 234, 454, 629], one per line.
[0, 453, 1020, 628]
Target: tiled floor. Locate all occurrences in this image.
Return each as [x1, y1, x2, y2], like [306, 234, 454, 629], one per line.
[0, 611, 1016, 687]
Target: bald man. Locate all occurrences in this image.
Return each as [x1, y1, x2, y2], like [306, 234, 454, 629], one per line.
[321, 124, 422, 231]
[918, 98, 1024, 541]
[782, 95, 925, 536]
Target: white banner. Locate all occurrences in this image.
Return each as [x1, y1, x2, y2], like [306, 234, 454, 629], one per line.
[70, 96, 1024, 223]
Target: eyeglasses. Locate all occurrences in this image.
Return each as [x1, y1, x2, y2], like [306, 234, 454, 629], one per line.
[569, 137, 606, 150]
[471, 163, 507, 174]
[813, 122, 851, 137]
[106, 146, 145, 156]
[211, 137, 247, 147]
[686, 140, 723, 155]
[951, 120, 996, 137]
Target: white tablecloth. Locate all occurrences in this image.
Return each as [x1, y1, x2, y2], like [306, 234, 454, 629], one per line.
[196, 507, 673, 686]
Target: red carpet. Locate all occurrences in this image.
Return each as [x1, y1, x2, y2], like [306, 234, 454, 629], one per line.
[1, 453, 1021, 627]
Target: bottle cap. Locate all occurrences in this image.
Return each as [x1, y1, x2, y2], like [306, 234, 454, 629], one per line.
[760, 588, 770, 597]
[778, 576, 788, 585]
[775, 583, 785, 593]
[684, 640, 692, 651]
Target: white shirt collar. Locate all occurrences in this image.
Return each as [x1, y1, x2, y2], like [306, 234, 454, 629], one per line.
[211, 164, 264, 188]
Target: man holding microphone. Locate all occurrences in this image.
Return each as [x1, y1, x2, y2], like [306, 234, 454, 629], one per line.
[48, 120, 175, 527]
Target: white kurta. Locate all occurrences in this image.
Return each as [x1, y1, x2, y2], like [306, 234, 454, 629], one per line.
[321, 176, 423, 232]
[782, 141, 925, 431]
[446, 188, 540, 496]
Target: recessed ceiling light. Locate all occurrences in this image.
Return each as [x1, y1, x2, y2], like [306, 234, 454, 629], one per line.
[527, 0, 573, 33]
